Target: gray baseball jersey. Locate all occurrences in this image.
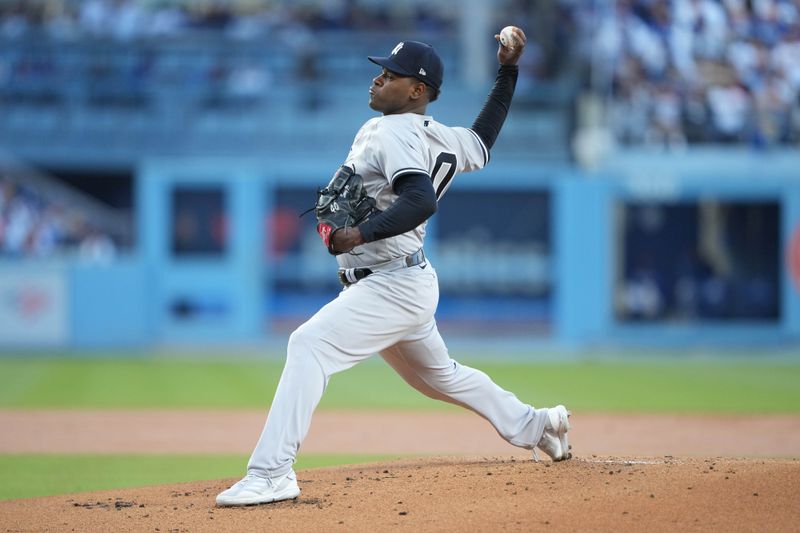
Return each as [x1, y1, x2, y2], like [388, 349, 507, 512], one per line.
[338, 113, 488, 269]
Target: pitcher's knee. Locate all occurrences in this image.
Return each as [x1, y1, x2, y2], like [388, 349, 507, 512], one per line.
[287, 325, 322, 363]
[422, 360, 460, 390]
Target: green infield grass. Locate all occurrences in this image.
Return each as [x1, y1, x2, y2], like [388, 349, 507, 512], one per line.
[1, 353, 798, 500]
[0, 454, 400, 501]
[0, 354, 799, 413]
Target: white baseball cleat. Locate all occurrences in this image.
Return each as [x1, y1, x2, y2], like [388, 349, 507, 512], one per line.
[216, 470, 300, 506]
[534, 405, 572, 462]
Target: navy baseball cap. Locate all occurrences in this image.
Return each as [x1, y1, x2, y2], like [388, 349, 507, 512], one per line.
[368, 41, 444, 91]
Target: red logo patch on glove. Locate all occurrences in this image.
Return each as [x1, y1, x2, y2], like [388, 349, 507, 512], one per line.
[317, 223, 333, 248]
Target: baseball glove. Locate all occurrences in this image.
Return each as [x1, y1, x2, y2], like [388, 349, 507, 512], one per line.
[313, 165, 377, 255]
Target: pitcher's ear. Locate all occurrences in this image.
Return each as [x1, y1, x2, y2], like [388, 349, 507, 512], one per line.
[409, 80, 428, 101]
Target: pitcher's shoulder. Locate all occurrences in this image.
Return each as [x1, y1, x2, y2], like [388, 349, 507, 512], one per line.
[355, 115, 412, 138]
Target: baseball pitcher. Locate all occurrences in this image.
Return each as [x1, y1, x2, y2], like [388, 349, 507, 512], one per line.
[217, 27, 571, 507]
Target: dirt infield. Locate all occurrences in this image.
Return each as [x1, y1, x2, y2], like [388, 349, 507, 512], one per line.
[2, 456, 799, 532]
[2, 410, 800, 456]
[1, 410, 799, 532]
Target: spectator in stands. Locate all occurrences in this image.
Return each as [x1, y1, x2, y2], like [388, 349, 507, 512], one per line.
[753, 68, 795, 145]
[609, 59, 652, 145]
[647, 77, 688, 148]
[0, 1, 30, 39]
[0, 179, 35, 256]
[707, 80, 753, 142]
[79, 0, 112, 38]
[79, 226, 117, 263]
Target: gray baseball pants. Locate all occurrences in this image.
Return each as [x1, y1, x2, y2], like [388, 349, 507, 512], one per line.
[247, 262, 548, 477]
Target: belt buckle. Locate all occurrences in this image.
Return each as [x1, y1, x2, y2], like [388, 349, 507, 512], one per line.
[338, 267, 369, 286]
[405, 249, 425, 267]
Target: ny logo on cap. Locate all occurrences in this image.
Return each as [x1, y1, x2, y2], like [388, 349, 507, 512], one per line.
[391, 42, 404, 56]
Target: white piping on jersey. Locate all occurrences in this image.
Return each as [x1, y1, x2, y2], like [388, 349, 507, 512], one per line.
[391, 167, 429, 183]
[466, 128, 490, 166]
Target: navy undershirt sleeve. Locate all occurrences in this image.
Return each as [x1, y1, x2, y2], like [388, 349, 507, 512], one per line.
[470, 64, 518, 150]
[358, 172, 437, 243]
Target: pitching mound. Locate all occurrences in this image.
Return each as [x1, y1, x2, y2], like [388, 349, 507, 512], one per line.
[2, 455, 798, 532]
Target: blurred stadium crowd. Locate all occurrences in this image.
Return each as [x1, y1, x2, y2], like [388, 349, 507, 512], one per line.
[582, 0, 800, 148]
[0, 0, 571, 112]
[0, 0, 454, 40]
[1, 0, 798, 147]
[0, 176, 117, 261]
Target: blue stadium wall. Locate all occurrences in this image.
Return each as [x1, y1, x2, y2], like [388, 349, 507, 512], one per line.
[1, 149, 798, 350]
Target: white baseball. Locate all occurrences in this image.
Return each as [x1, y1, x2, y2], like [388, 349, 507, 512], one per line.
[499, 26, 520, 50]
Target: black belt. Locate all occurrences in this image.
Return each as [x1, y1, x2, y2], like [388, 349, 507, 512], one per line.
[338, 249, 426, 286]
